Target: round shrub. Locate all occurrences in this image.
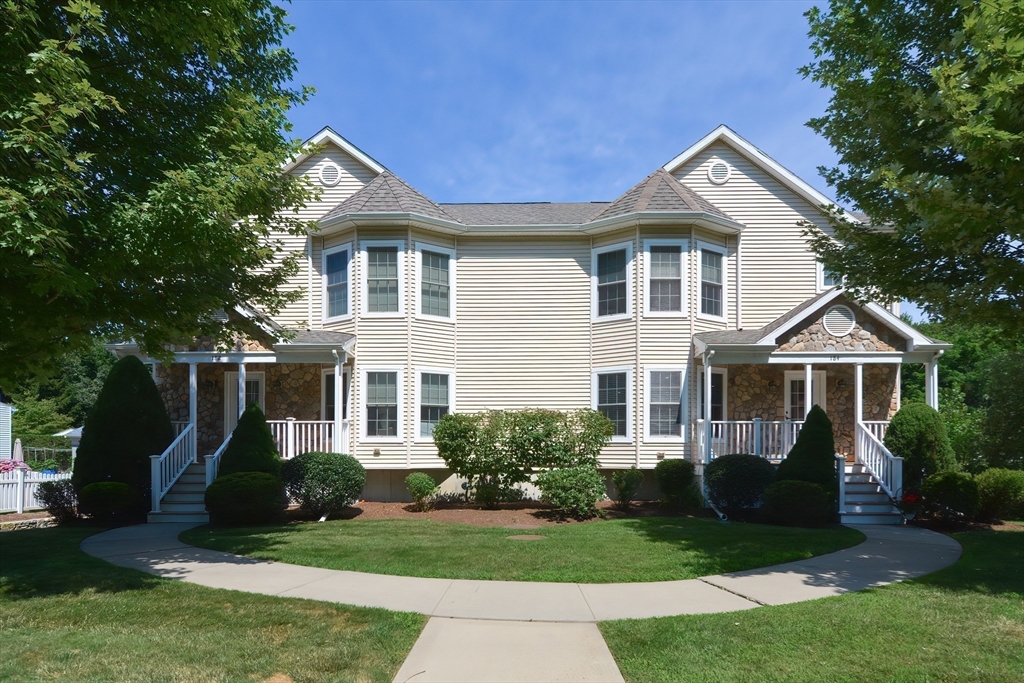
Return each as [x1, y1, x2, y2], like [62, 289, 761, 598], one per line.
[975, 468, 1024, 522]
[219, 403, 282, 478]
[885, 403, 956, 490]
[281, 452, 364, 518]
[922, 471, 979, 522]
[78, 482, 137, 522]
[776, 405, 838, 493]
[763, 480, 832, 527]
[704, 453, 776, 514]
[405, 471, 439, 511]
[654, 459, 696, 509]
[36, 480, 77, 524]
[205, 472, 287, 526]
[535, 465, 606, 518]
[611, 466, 645, 509]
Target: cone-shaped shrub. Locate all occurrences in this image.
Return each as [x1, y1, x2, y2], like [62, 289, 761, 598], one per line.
[884, 403, 956, 490]
[219, 403, 281, 477]
[776, 405, 838, 494]
[72, 355, 173, 510]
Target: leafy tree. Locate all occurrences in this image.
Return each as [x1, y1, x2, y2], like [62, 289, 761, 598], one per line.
[776, 405, 838, 494]
[984, 351, 1024, 470]
[72, 355, 173, 509]
[801, 0, 1024, 334]
[1, 0, 317, 387]
[219, 402, 281, 477]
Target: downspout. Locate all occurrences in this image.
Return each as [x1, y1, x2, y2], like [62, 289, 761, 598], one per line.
[736, 233, 743, 330]
[307, 235, 314, 328]
[406, 225, 413, 469]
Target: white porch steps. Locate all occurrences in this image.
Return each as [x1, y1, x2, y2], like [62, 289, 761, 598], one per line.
[840, 463, 901, 525]
[147, 461, 209, 524]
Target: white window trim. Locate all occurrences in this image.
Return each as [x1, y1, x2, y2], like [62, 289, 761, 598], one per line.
[645, 365, 688, 442]
[817, 261, 843, 292]
[698, 367, 728, 422]
[360, 239, 405, 317]
[784, 370, 827, 420]
[322, 242, 353, 323]
[361, 367, 404, 442]
[591, 366, 633, 443]
[696, 240, 729, 323]
[320, 366, 351, 421]
[414, 242, 457, 323]
[591, 241, 634, 323]
[643, 239, 688, 318]
[223, 371, 265, 432]
[414, 367, 456, 443]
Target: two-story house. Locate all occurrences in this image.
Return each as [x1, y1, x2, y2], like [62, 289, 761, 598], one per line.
[112, 125, 949, 520]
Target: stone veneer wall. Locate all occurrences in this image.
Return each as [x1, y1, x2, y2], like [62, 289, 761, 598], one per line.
[776, 304, 906, 353]
[728, 363, 898, 456]
[155, 363, 328, 455]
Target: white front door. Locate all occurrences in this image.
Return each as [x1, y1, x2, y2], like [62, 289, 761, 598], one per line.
[224, 371, 265, 434]
[785, 371, 826, 421]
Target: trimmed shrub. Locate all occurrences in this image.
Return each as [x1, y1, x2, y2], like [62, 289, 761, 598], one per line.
[281, 451, 365, 518]
[611, 467, 645, 510]
[922, 471, 980, 522]
[220, 403, 282, 477]
[885, 403, 956, 490]
[36, 480, 77, 524]
[654, 459, 696, 509]
[763, 480, 832, 527]
[72, 355, 173, 511]
[205, 472, 287, 526]
[78, 482, 137, 522]
[405, 472, 439, 511]
[776, 405, 838, 495]
[975, 468, 1024, 522]
[704, 453, 776, 514]
[535, 466, 606, 518]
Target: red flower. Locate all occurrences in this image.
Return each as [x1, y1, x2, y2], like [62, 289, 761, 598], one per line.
[902, 493, 921, 504]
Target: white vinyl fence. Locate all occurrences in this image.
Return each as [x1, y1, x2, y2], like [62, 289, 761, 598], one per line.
[0, 470, 72, 513]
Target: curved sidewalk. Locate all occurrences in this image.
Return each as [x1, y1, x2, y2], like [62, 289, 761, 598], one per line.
[81, 523, 960, 621]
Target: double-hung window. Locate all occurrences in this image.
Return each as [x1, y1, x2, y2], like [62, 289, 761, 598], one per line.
[417, 243, 455, 320]
[644, 240, 686, 316]
[595, 370, 630, 439]
[323, 244, 351, 320]
[367, 247, 400, 313]
[593, 243, 631, 320]
[699, 246, 724, 319]
[648, 369, 683, 438]
[365, 370, 400, 438]
[418, 371, 452, 438]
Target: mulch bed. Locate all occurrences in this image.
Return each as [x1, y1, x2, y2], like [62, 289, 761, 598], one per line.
[291, 500, 714, 527]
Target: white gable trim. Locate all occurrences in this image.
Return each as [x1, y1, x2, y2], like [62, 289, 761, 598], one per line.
[662, 125, 860, 223]
[755, 289, 846, 345]
[283, 126, 386, 176]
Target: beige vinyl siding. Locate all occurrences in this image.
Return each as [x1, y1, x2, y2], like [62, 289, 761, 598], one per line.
[457, 238, 591, 412]
[272, 146, 378, 329]
[673, 141, 831, 328]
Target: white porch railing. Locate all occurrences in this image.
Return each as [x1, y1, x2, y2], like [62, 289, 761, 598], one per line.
[150, 423, 196, 513]
[856, 421, 903, 500]
[862, 420, 889, 444]
[205, 431, 232, 488]
[696, 419, 804, 462]
[171, 421, 190, 437]
[0, 470, 72, 513]
[267, 419, 350, 459]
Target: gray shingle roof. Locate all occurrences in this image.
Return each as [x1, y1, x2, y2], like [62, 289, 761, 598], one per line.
[279, 330, 355, 346]
[695, 288, 840, 346]
[440, 202, 609, 226]
[321, 171, 460, 223]
[590, 169, 732, 222]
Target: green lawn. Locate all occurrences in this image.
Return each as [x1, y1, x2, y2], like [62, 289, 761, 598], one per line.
[182, 517, 865, 583]
[0, 527, 425, 683]
[600, 525, 1024, 683]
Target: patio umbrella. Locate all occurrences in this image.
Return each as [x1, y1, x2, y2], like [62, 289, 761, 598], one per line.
[12, 438, 23, 461]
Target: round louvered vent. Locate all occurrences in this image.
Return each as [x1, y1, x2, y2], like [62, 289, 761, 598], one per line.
[823, 305, 856, 336]
[319, 162, 341, 187]
[707, 160, 731, 185]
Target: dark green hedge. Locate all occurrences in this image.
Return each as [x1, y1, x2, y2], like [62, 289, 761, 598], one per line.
[776, 405, 838, 494]
[219, 403, 281, 477]
[885, 403, 956, 490]
[763, 480, 832, 527]
[281, 451, 365, 518]
[704, 453, 776, 514]
[205, 471, 287, 526]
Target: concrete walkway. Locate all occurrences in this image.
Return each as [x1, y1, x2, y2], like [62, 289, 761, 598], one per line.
[80, 524, 961, 683]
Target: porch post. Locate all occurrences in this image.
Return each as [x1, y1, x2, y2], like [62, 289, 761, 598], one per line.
[188, 362, 198, 460]
[237, 361, 246, 418]
[334, 352, 344, 453]
[804, 363, 814, 410]
[927, 359, 940, 410]
[854, 363, 864, 462]
[703, 354, 713, 463]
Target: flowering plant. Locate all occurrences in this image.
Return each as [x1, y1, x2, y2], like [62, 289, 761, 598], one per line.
[0, 459, 31, 473]
[897, 491, 924, 517]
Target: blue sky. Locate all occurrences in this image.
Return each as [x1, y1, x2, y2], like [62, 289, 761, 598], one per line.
[280, 0, 927, 321]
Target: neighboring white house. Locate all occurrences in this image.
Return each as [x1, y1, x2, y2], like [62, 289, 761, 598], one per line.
[0, 402, 15, 460]
[109, 125, 949, 519]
